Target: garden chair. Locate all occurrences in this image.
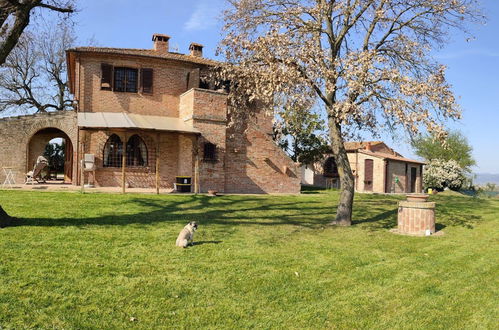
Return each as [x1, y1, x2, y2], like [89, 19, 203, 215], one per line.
[25, 156, 49, 184]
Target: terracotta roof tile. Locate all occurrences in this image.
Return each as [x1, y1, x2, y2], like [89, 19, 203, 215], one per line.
[344, 141, 383, 151]
[358, 149, 425, 164]
[67, 47, 219, 66]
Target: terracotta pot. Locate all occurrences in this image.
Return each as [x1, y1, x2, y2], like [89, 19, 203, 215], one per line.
[406, 194, 429, 202]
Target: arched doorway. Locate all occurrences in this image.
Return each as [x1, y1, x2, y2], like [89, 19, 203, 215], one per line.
[27, 128, 74, 183]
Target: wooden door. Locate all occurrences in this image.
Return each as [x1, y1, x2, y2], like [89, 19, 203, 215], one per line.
[64, 140, 73, 183]
[410, 167, 417, 193]
[364, 159, 373, 191]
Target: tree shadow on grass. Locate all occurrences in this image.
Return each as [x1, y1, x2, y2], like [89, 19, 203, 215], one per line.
[351, 195, 489, 231]
[3, 193, 492, 231]
[7, 195, 334, 229]
[352, 208, 398, 229]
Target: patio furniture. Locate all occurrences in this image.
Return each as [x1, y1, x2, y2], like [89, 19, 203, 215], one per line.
[2, 167, 16, 188]
[25, 156, 49, 184]
[82, 154, 96, 188]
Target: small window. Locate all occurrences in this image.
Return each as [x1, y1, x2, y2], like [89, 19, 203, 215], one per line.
[126, 135, 148, 167]
[101, 64, 113, 90]
[141, 68, 153, 94]
[203, 142, 216, 161]
[103, 134, 123, 167]
[114, 67, 138, 93]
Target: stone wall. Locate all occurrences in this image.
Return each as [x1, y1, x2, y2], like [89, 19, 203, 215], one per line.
[0, 111, 77, 184]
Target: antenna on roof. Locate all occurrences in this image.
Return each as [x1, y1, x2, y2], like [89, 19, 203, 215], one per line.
[171, 43, 179, 53]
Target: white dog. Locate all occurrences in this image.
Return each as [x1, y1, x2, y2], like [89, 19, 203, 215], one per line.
[175, 222, 198, 248]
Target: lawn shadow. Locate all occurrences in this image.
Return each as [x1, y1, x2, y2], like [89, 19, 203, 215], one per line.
[435, 223, 446, 231]
[352, 208, 398, 230]
[192, 240, 223, 246]
[434, 196, 488, 229]
[351, 195, 490, 231]
[4, 191, 493, 231]
[9, 195, 335, 229]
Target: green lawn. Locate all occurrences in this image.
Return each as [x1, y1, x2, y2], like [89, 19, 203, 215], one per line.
[0, 189, 498, 329]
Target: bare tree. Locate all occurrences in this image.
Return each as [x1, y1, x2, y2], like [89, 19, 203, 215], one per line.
[218, 0, 484, 225]
[0, 21, 74, 113]
[0, 0, 74, 66]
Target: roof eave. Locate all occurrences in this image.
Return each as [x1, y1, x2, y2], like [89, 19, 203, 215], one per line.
[66, 50, 76, 95]
[67, 48, 219, 67]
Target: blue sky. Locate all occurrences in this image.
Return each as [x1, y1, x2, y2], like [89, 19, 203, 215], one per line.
[72, 0, 498, 173]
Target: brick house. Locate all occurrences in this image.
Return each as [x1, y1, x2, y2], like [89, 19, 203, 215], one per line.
[0, 34, 300, 194]
[301, 141, 425, 193]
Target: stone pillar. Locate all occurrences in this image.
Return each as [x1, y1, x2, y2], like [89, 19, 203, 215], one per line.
[397, 201, 435, 236]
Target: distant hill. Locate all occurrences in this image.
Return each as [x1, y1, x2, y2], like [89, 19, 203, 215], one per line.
[474, 173, 499, 186]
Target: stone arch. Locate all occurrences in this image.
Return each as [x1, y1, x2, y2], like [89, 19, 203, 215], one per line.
[27, 127, 75, 183]
[0, 111, 77, 185]
[22, 112, 77, 152]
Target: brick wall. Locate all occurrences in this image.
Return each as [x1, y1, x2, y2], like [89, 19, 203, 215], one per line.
[225, 113, 301, 194]
[386, 161, 422, 193]
[355, 153, 385, 193]
[188, 89, 227, 192]
[1, 49, 301, 194]
[76, 54, 201, 116]
[177, 134, 195, 177]
[81, 129, 183, 189]
[0, 111, 77, 184]
[397, 201, 435, 235]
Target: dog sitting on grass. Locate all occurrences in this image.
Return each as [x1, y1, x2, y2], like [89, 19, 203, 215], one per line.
[175, 221, 198, 248]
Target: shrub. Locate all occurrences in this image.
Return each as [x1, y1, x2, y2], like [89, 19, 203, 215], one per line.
[423, 159, 466, 191]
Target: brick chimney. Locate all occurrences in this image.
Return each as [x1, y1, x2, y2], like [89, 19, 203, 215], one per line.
[152, 34, 170, 53]
[366, 142, 372, 152]
[189, 42, 203, 57]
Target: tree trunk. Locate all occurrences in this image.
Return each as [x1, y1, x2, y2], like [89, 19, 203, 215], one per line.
[0, 205, 16, 228]
[328, 120, 355, 226]
[0, 5, 31, 66]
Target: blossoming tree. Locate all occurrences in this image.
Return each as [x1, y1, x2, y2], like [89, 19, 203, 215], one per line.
[218, 0, 483, 225]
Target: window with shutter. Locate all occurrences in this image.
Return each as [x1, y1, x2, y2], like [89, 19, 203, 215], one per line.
[101, 64, 113, 90]
[141, 68, 153, 94]
[114, 67, 138, 93]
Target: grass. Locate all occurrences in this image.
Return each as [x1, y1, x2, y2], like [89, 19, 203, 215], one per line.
[0, 188, 498, 329]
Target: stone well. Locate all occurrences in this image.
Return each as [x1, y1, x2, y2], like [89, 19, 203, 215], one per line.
[397, 194, 435, 236]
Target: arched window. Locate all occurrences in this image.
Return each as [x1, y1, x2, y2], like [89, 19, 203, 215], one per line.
[103, 134, 123, 167]
[323, 157, 338, 177]
[126, 135, 148, 167]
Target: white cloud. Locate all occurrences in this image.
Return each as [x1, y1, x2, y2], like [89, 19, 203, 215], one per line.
[184, 0, 223, 32]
